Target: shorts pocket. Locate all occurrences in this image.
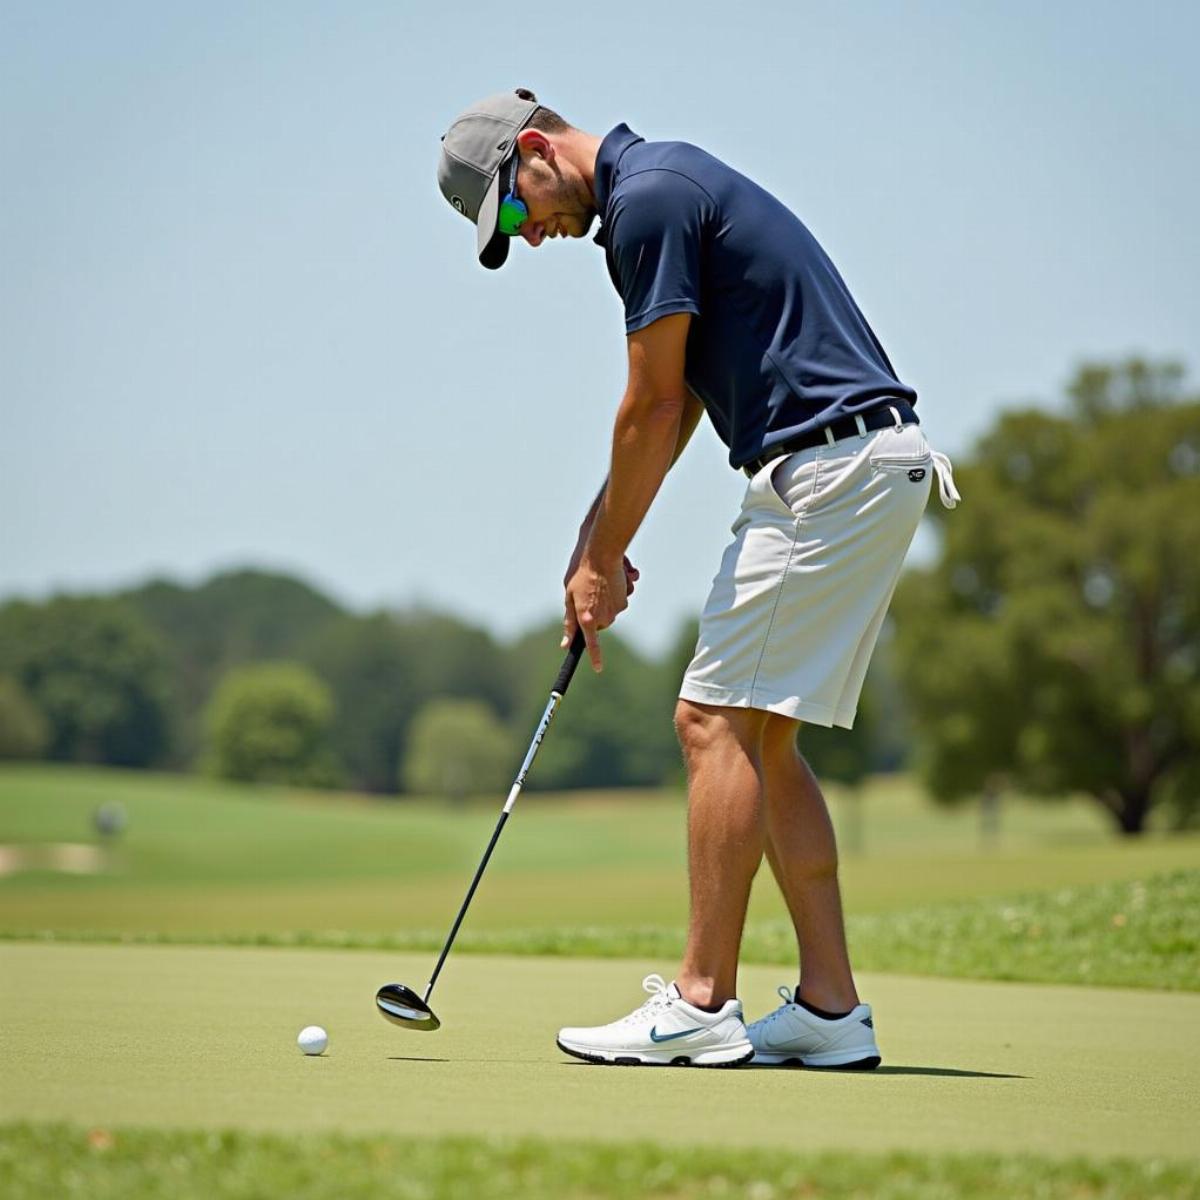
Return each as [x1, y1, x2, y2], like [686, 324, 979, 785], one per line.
[732, 460, 788, 534]
[870, 451, 932, 481]
[869, 426, 932, 480]
[868, 451, 931, 470]
[769, 450, 828, 520]
[738, 454, 810, 522]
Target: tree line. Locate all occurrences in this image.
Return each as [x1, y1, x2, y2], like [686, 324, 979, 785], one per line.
[1, 359, 1196, 834]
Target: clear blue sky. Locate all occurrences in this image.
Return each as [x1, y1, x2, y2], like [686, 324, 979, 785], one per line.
[3, 1, 1197, 653]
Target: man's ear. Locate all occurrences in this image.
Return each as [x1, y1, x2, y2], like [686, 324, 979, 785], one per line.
[516, 127, 553, 163]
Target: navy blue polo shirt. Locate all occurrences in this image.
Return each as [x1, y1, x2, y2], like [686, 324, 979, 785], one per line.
[592, 124, 917, 469]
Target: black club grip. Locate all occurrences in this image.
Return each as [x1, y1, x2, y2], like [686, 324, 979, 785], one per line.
[552, 630, 587, 696]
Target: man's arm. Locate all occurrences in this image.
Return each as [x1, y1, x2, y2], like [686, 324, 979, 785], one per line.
[565, 385, 703, 583]
[671, 385, 705, 464]
[563, 312, 693, 670]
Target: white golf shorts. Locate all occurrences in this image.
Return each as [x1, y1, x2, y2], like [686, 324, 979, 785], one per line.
[680, 415, 958, 728]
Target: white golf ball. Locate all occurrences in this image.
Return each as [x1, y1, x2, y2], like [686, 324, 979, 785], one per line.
[297, 1025, 328, 1056]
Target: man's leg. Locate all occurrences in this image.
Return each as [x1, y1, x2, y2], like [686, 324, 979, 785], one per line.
[760, 713, 860, 1013]
[674, 699, 769, 1009]
[553, 697, 759, 1066]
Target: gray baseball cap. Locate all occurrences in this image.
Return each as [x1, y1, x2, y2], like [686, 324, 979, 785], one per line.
[437, 88, 542, 270]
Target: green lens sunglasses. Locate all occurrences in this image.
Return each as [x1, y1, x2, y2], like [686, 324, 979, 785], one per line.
[497, 152, 528, 237]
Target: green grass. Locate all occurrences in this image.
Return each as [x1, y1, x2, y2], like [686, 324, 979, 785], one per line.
[5, 1123, 1197, 1200]
[7, 870, 1196, 991]
[5, 944, 1200, 1164]
[3, 765, 1197, 989]
[6, 768, 1197, 1196]
[840, 870, 1200, 990]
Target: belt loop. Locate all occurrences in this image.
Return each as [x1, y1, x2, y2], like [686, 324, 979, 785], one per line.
[887, 404, 902, 429]
[854, 414, 868, 438]
[823, 426, 836, 447]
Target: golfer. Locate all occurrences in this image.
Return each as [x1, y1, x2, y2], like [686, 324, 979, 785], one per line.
[437, 89, 958, 1068]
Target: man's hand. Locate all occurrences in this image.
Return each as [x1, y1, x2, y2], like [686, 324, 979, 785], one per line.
[563, 530, 639, 600]
[562, 553, 630, 672]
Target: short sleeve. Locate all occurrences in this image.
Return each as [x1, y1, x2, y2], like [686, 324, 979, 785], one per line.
[607, 170, 710, 334]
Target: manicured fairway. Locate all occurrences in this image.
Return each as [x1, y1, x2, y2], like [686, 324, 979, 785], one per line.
[4, 766, 1198, 952]
[4, 942, 1198, 1162]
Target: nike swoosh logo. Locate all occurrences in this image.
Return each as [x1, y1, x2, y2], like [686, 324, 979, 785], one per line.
[649, 1025, 704, 1043]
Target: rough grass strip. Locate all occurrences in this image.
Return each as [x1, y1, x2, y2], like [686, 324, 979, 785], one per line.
[2, 871, 1195, 991]
[2, 1122, 1197, 1200]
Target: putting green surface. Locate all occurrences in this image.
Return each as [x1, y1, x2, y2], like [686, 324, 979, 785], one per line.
[5, 942, 1197, 1162]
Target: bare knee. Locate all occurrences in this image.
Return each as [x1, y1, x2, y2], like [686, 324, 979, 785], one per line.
[674, 700, 763, 767]
[674, 700, 722, 762]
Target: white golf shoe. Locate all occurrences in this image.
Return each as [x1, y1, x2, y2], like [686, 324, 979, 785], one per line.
[556, 974, 754, 1067]
[746, 986, 882, 1069]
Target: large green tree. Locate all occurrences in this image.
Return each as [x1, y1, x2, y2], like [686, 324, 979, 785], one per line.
[0, 597, 169, 766]
[402, 698, 513, 799]
[0, 675, 49, 759]
[894, 360, 1200, 834]
[302, 613, 416, 794]
[204, 662, 339, 787]
[303, 609, 511, 794]
[123, 569, 343, 764]
[505, 622, 680, 790]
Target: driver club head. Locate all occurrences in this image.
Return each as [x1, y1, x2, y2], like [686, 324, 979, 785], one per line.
[375, 983, 441, 1031]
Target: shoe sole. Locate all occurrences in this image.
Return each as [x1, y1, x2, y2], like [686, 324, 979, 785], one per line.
[751, 1051, 882, 1070]
[556, 1038, 754, 1068]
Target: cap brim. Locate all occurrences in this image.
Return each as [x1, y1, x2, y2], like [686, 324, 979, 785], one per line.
[475, 169, 510, 270]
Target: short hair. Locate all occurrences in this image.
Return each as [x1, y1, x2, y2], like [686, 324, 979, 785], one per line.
[515, 88, 571, 134]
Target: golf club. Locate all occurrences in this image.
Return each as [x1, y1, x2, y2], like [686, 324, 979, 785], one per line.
[375, 628, 587, 1031]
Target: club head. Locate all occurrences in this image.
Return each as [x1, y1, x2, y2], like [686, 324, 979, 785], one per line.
[375, 983, 441, 1031]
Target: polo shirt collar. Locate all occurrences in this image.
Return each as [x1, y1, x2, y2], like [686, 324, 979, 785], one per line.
[592, 123, 643, 248]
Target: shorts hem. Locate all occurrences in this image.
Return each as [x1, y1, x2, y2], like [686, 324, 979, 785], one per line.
[678, 679, 852, 728]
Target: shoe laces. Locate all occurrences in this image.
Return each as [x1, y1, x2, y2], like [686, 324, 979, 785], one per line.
[617, 973, 675, 1027]
[756, 984, 797, 1030]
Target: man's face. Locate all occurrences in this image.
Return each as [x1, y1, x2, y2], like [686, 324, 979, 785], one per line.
[512, 139, 597, 248]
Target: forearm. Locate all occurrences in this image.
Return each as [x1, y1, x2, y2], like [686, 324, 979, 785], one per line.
[579, 481, 607, 538]
[581, 393, 702, 538]
[586, 391, 686, 564]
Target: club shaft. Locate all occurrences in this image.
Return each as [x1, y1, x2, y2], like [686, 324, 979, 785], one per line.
[422, 673, 575, 1003]
[424, 807, 511, 1002]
